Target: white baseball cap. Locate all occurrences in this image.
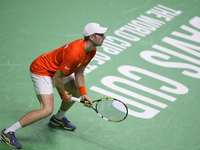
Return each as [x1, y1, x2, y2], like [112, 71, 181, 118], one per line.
[83, 23, 108, 36]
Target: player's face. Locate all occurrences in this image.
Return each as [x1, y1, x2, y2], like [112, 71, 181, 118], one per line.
[92, 33, 106, 46]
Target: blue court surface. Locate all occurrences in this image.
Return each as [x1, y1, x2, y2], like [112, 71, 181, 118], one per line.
[0, 0, 200, 149]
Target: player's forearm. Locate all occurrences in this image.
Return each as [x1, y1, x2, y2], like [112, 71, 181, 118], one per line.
[53, 76, 69, 100]
[75, 72, 84, 86]
[75, 66, 85, 87]
[53, 69, 66, 94]
[75, 70, 88, 96]
[53, 77, 65, 94]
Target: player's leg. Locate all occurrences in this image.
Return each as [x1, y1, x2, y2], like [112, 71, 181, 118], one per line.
[1, 94, 54, 149]
[19, 94, 54, 127]
[1, 72, 55, 149]
[18, 73, 55, 127]
[49, 76, 79, 131]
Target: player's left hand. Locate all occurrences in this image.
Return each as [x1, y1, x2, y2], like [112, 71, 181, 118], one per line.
[81, 94, 92, 108]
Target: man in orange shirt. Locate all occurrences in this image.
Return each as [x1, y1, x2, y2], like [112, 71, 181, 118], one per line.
[0, 23, 108, 149]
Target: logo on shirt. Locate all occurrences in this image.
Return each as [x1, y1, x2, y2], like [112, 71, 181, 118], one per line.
[77, 63, 81, 67]
[64, 66, 70, 70]
[64, 43, 69, 49]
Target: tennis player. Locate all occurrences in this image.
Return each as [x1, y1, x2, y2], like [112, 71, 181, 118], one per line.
[0, 23, 108, 149]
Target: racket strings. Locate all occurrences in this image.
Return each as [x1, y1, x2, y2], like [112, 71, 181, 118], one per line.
[96, 99, 127, 121]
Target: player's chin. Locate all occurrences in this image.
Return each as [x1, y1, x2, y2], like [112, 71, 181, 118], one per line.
[96, 43, 102, 47]
[99, 41, 104, 46]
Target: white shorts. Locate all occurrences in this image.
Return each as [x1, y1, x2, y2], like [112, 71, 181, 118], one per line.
[30, 72, 74, 95]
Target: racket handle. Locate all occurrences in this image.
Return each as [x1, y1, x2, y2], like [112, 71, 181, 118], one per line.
[71, 97, 84, 103]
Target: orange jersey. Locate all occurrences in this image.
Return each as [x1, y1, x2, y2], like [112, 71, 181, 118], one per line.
[30, 39, 96, 77]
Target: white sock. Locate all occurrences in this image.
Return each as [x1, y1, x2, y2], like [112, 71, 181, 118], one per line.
[4, 121, 22, 134]
[55, 109, 66, 120]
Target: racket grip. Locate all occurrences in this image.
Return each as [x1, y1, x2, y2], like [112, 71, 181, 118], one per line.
[71, 97, 85, 103]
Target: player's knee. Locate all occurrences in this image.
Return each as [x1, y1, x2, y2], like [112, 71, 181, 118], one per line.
[41, 107, 54, 118]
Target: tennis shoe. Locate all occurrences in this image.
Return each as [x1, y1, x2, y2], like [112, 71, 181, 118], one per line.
[0, 129, 22, 149]
[49, 115, 76, 131]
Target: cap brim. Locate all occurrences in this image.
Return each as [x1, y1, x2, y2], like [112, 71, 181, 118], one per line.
[96, 27, 108, 34]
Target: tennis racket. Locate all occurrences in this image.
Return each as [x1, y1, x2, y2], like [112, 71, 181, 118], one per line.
[71, 97, 128, 122]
